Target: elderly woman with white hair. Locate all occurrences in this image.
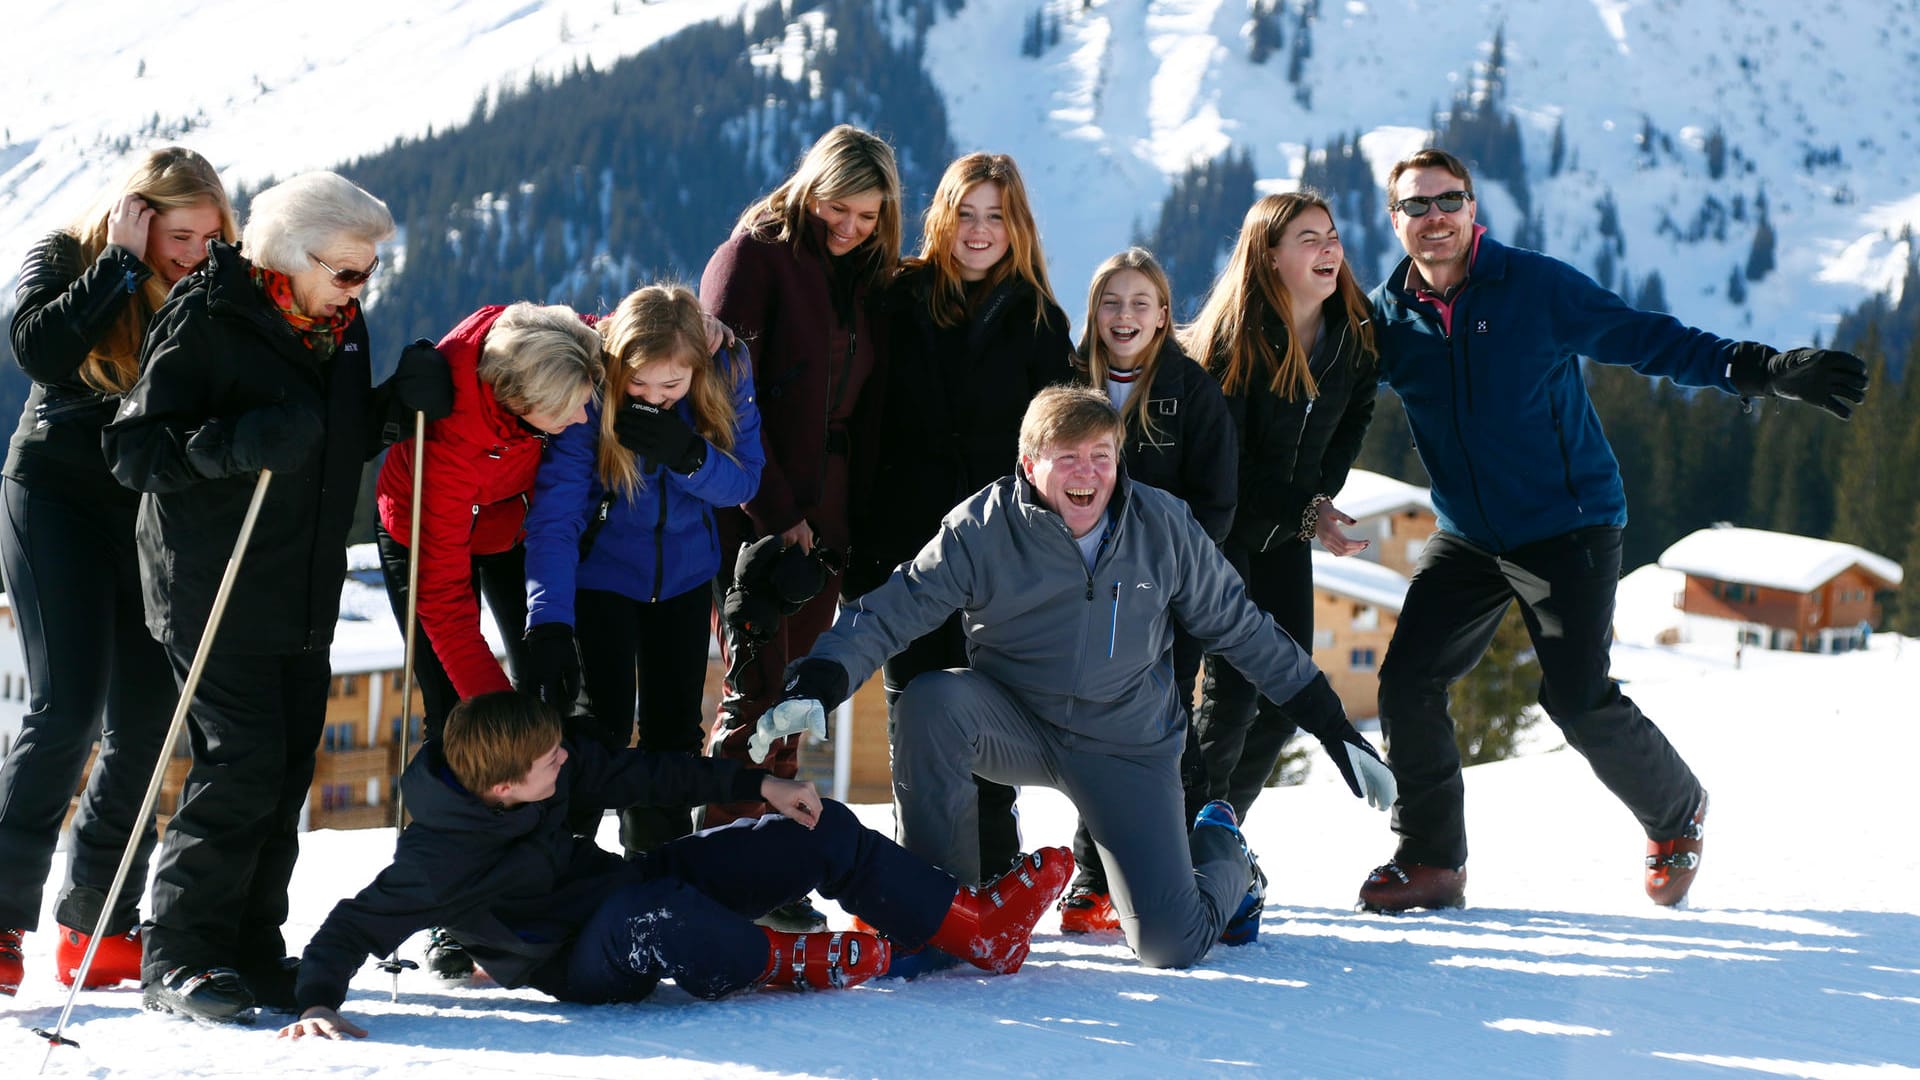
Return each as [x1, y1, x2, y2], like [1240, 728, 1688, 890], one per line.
[103, 171, 452, 1023]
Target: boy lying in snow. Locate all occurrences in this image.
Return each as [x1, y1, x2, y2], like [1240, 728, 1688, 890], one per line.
[278, 691, 1070, 1039]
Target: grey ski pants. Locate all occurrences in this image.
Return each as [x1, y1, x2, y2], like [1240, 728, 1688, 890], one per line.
[892, 668, 1249, 968]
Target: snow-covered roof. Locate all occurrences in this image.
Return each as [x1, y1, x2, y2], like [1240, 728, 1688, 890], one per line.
[1332, 469, 1433, 520]
[1311, 551, 1410, 613]
[1658, 526, 1904, 593]
[331, 543, 507, 674]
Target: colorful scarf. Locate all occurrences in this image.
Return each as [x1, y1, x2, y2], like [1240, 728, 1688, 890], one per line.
[250, 264, 355, 356]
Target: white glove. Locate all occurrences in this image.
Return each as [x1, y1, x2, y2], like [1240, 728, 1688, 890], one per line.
[747, 698, 826, 763]
[1345, 741, 1397, 812]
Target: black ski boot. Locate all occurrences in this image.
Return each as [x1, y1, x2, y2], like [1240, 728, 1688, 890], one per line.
[143, 966, 256, 1024]
[425, 927, 475, 980]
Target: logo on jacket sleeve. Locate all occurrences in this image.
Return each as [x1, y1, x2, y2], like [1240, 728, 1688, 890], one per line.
[1474, 319, 1490, 334]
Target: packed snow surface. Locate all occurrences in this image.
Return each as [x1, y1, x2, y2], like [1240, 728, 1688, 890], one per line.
[4, 634, 1916, 1078]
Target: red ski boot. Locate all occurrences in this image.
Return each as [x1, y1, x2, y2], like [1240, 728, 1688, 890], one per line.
[1646, 791, 1709, 906]
[56, 922, 143, 989]
[927, 846, 1073, 974]
[1, 927, 22, 996]
[1058, 884, 1118, 934]
[760, 928, 890, 990]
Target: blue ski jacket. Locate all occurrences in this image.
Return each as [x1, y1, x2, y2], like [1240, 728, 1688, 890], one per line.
[523, 344, 763, 626]
[1369, 231, 1748, 553]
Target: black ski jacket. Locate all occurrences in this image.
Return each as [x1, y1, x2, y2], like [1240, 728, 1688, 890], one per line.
[1213, 301, 1377, 552]
[1082, 339, 1237, 543]
[102, 240, 409, 654]
[294, 735, 765, 1012]
[6, 231, 152, 506]
[852, 266, 1075, 588]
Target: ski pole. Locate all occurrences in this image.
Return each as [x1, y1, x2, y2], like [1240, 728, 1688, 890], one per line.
[375, 412, 427, 999]
[36, 468, 274, 1072]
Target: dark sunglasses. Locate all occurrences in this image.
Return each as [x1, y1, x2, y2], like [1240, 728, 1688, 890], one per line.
[308, 252, 380, 288]
[1390, 191, 1473, 217]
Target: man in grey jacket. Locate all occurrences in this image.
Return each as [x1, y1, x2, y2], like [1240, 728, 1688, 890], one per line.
[753, 386, 1393, 969]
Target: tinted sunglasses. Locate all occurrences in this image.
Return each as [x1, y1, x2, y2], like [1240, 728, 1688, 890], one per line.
[1390, 191, 1472, 217]
[308, 252, 380, 288]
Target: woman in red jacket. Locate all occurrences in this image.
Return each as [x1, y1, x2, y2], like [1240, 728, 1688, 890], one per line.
[698, 125, 901, 929]
[373, 302, 603, 743]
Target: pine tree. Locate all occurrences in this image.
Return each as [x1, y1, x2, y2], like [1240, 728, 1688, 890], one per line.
[1705, 124, 1727, 179]
[1746, 214, 1777, 282]
[1447, 607, 1541, 766]
[1727, 266, 1747, 304]
[1549, 115, 1566, 176]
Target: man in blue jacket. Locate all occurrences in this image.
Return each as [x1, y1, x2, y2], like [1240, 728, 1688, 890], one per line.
[1360, 148, 1865, 912]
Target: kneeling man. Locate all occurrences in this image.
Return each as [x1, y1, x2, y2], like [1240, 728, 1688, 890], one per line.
[762, 386, 1392, 968]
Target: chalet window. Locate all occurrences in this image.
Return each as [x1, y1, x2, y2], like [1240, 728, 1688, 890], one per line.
[1351, 605, 1379, 631]
[1349, 647, 1377, 671]
[322, 723, 356, 752]
[392, 672, 405, 691]
[1312, 629, 1334, 650]
[341, 675, 357, 697]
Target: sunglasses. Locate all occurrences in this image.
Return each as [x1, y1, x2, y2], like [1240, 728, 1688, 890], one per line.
[308, 252, 380, 288]
[1390, 191, 1473, 217]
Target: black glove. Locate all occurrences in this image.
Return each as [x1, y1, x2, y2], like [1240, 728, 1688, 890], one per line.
[614, 401, 707, 474]
[780, 656, 851, 712]
[1730, 345, 1867, 420]
[723, 535, 786, 645]
[522, 623, 582, 710]
[1283, 673, 1398, 809]
[391, 339, 454, 420]
[186, 403, 323, 478]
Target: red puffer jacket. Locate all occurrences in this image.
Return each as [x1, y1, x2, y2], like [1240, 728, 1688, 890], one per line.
[375, 305, 546, 698]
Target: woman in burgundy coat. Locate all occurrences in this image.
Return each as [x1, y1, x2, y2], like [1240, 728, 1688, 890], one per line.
[698, 125, 902, 930]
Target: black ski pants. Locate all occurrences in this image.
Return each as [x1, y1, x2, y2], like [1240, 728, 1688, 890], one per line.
[574, 582, 712, 857]
[882, 613, 1022, 883]
[142, 648, 329, 983]
[374, 525, 531, 745]
[1379, 526, 1702, 868]
[1193, 537, 1314, 818]
[0, 476, 174, 933]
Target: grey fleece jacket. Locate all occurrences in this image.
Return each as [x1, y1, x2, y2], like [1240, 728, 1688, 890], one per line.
[811, 470, 1345, 753]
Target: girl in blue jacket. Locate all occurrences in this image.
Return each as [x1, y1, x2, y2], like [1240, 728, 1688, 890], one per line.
[522, 283, 763, 857]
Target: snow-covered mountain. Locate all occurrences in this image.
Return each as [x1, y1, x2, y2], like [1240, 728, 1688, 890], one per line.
[5, 0, 1916, 351]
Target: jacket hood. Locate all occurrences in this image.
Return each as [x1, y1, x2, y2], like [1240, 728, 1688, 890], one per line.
[399, 740, 551, 843]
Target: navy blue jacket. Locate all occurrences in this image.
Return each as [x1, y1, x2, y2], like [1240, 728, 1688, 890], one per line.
[293, 735, 766, 1011]
[1369, 232, 1747, 553]
[523, 344, 763, 625]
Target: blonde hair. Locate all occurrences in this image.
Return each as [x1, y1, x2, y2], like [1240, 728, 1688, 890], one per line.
[1076, 247, 1175, 442]
[909, 152, 1058, 329]
[1017, 385, 1125, 463]
[595, 284, 741, 500]
[69, 147, 237, 393]
[242, 171, 394, 276]
[734, 125, 902, 289]
[443, 691, 564, 795]
[1181, 191, 1376, 400]
[478, 303, 603, 421]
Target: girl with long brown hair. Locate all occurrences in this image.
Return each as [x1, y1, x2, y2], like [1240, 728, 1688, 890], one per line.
[1182, 191, 1379, 822]
[0, 147, 234, 996]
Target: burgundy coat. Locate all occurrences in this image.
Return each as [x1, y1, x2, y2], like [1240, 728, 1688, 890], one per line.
[698, 214, 886, 539]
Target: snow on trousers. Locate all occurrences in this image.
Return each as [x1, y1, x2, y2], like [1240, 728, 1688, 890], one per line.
[892, 669, 1250, 969]
[0, 478, 174, 933]
[1379, 526, 1704, 868]
[532, 799, 955, 1001]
